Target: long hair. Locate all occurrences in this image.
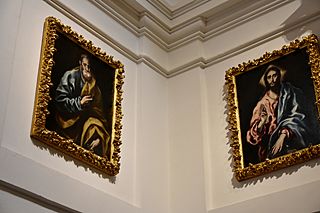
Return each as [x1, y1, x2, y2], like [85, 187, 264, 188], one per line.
[263, 64, 281, 89]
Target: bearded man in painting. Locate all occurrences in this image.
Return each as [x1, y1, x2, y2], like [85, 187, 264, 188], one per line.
[246, 64, 320, 162]
[55, 54, 112, 159]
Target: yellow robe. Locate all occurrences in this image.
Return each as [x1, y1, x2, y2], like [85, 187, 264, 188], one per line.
[56, 75, 112, 159]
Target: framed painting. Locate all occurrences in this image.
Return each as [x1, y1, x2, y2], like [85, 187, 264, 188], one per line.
[225, 34, 320, 181]
[31, 17, 124, 176]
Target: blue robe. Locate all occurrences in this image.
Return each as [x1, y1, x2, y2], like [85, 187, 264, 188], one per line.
[55, 67, 84, 116]
[267, 82, 320, 158]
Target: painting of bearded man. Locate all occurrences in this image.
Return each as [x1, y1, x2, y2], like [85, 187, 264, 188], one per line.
[54, 54, 113, 159]
[246, 64, 320, 162]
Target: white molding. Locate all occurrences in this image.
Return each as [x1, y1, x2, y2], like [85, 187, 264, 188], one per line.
[168, 10, 320, 77]
[203, 0, 294, 41]
[95, 0, 295, 50]
[146, 0, 210, 20]
[0, 147, 140, 213]
[44, 0, 320, 78]
[44, 0, 169, 77]
[0, 180, 78, 213]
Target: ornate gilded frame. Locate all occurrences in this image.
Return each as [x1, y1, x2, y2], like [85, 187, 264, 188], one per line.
[31, 17, 124, 176]
[225, 34, 320, 181]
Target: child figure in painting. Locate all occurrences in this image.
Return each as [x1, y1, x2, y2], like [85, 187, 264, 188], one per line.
[55, 54, 112, 159]
[246, 64, 320, 162]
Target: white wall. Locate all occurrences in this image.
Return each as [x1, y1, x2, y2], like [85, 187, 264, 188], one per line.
[1, 0, 320, 213]
[168, 1, 320, 213]
[0, 0, 168, 213]
[168, 68, 207, 213]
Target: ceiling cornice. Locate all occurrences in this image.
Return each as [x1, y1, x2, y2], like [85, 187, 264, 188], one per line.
[146, 0, 210, 20]
[96, 0, 295, 50]
[45, 0, 319, 78]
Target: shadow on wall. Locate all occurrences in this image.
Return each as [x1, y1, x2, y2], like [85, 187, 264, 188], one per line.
[282, 0, 320, 42]
[30, 138, 117, 184]
[231, 159, 320, 189]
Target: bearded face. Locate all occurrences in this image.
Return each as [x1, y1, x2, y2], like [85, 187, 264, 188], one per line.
[80, 57, 92, 82]
[264, 68, 281, 91]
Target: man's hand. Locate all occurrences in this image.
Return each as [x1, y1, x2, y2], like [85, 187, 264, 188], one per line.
[272, 133, 286, 156]
[89, 138, 100, 150]
[80, 95, 93, 106]
[258, 105, 268, 131]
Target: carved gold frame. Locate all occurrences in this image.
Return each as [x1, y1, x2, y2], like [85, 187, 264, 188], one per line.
[31, 17, 124, 176]
[225, 34, 320, 181]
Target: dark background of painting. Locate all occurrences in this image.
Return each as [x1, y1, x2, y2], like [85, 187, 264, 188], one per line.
[235, 47, 320, 167]
[45, 31, 116, 147]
